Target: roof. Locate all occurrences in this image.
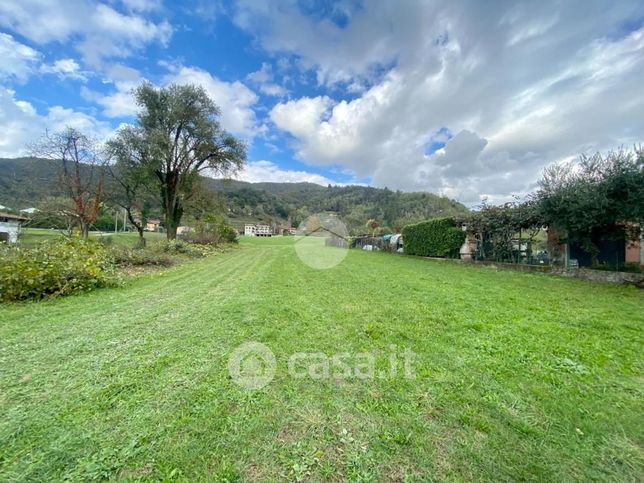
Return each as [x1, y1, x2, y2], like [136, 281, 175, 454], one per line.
[0, 212, 29, 222]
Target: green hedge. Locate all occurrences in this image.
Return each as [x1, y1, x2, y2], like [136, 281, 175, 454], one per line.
[0, 239, 117, 302]
[402, 218, 465, 258]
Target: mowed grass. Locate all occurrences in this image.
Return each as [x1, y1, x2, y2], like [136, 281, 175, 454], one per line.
[18, 228, 167, 248]
[1, 236, 642, 481]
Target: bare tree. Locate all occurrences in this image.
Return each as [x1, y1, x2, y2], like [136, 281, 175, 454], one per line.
[30, 127, 106, 239]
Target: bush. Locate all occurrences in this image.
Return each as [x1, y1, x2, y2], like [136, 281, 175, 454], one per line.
[156, 239, 194, 255]
[111, 247, 174, 267]
[402, 218, 466, 258]
[0, 239, 117, 302]
[182, 216, 238, 245]
[152, 240, 221, 258]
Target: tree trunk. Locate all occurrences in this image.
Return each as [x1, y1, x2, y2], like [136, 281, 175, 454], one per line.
[166, 221, 177, 240]
[160, 170, 184, 241]
[136, 228, 146, 249]
[79, 220, 89, 240]
[125, 209, 146, 249]
[166, 199, 184, 240]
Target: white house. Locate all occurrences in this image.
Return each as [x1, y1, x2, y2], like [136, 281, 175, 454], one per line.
[244, 224, 273, 236]
[0, 212, 28, 244]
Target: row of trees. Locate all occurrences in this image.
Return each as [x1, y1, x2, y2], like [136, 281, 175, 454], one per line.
[31, 83, 246, 245]
[467, 147, 643, 264]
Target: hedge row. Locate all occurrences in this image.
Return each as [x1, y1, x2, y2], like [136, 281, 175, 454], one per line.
[0, 238, 234, 302]
[402, 218, 465, 258]
[0, 239, 118, 302]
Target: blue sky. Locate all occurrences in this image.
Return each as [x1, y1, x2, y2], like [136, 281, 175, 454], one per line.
[1, 0, 643, 203]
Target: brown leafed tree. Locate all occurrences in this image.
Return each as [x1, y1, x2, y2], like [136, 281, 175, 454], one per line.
[30, 127, 105, 239]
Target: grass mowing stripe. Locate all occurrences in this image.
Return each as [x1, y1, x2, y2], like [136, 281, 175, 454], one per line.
[0, 237, 642, 481]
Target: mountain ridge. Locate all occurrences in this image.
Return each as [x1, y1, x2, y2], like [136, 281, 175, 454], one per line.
[0, 157, 469, 233]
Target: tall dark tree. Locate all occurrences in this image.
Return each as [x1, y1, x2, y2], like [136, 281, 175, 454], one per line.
[134, 83, 246, 240]
[29, 128, 105, 239]
[536, 147, 644, 263]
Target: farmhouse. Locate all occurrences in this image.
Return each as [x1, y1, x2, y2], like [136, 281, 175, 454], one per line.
[244, 224, 273, 236]
[0, 212, 28, 244]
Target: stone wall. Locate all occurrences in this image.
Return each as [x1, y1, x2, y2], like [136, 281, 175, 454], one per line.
[550, 267, 644, 287]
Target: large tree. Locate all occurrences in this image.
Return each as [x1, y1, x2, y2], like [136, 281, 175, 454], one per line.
[30, 128, 105, 239]
[536, 147, 644, 263]
[132, 83, 246, 240]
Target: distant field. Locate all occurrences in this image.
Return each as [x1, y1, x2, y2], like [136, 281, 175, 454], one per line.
[0, 237, 642, 480]
[18, 228, 166, 248]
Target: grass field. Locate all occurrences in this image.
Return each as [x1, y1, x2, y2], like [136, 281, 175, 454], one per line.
[18, 228, 166, 248]
[1, 237, 642, 481]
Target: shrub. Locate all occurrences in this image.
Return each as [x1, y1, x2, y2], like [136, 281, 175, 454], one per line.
[151, 240, 218, 258]
[157, 239, 193, 255]
[402, 218, 466, 258]
[182, 216, 238, 245]
[111, 247, 174, 267]
[0, 239, 117, 302]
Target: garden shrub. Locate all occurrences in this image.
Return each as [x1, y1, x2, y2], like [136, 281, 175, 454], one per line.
[111, 247, 174, 267]
[402, 218, 466, 258]
[152, 240, 222, 258]
[0, 239, 117, 302]
[182, 216, 238, 245]
[157, 239, 193, 255]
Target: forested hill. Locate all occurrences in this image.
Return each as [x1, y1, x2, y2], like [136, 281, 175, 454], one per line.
[0, 157, 469, 233]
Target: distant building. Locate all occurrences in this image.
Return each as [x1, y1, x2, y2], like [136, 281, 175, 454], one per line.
[0, 212, 28, 244]
[145, 219, 162, 232]
[244, 224, 273, 236]
[21, 207, 39, 215]
[177, 226, 193, 235]
[280, 227, 297, 235]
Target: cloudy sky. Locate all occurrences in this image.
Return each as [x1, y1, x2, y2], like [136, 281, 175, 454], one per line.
[1, 0, 643, 203]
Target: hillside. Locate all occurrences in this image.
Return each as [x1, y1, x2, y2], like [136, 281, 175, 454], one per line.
[0, 157, 469, 233]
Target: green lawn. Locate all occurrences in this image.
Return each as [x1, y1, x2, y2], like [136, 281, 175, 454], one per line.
[19, 228, 166, 248]
[1, 237, 642, 481]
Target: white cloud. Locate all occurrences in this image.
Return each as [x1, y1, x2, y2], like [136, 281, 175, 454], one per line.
[164, 65, 260, 137]
[246, 62, 287, 96]
[259, 1, 644, 203]
[0, 87, 112, 157]
[119, 0, 163, 12]
[232, 0, 404, 87]
[40, 58, 88, 81]
[236, 160, 339, 185]
[0, 33, 41, 81]
[0, 0, 172, 66]
[80, 63, 143, 118]
[270, 96, 332, 140]
[82, 83, 140, 118]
